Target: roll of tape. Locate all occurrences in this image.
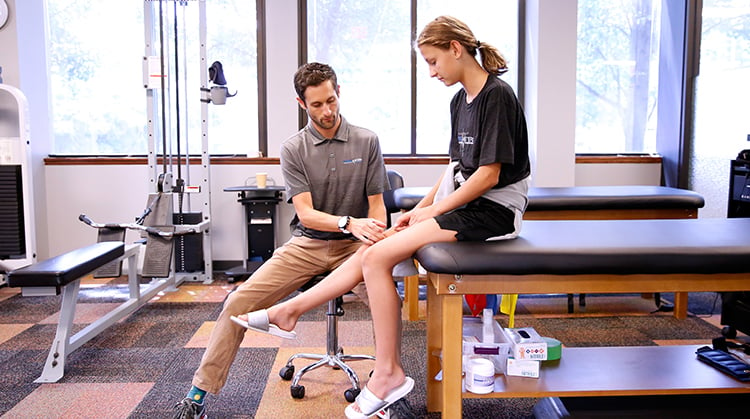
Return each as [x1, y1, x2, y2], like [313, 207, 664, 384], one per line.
[543, 337, 562, 360]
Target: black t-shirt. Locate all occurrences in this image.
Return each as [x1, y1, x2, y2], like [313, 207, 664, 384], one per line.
[449, 75, 530, 189]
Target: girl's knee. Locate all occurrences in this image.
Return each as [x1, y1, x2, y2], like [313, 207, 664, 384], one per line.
[361, 246, 380, 275]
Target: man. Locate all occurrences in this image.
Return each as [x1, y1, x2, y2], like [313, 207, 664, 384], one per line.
[173, 62, 389, 418]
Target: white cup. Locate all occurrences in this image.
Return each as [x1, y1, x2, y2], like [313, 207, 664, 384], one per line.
[210, 86, 228, 105]
[256, 172, 268, 188]
[465, 357, 495, 394]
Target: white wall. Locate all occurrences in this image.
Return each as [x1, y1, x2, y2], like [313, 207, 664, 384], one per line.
[575, 162, 661, 186]
[525, 0, 577, 187]
[43, 162, 446, 261]
[265, 0, 300, 156]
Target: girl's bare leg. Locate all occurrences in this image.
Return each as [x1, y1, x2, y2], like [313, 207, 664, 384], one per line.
[359, 219, 456, 400]
[235, 246, 368, 332]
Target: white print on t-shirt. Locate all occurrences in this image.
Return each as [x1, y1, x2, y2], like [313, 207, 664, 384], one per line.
[458, 132, 474, 154]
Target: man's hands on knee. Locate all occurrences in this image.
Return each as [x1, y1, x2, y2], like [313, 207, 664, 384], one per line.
[348, 218, 387, 244]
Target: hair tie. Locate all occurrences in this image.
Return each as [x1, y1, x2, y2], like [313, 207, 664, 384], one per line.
[475, 40, 481, 49]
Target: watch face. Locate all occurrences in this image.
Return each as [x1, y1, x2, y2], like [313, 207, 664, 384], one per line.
[338, 216, 348, 229]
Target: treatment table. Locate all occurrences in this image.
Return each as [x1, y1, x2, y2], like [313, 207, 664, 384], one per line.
[415, 218, 750, 418]
[395, 185, 705, 320]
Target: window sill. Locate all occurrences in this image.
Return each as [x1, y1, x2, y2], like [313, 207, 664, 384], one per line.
[575, 154, 662, 164]
[43, 154, 661, 166]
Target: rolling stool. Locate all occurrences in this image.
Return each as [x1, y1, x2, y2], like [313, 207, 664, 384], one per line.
[278, 274, 375, 402]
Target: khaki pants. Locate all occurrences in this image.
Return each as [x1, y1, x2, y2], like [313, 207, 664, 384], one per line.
[193, 236, 362, 394]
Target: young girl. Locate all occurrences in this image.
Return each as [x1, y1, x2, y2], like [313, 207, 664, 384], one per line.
[233, 15, 531, 418]
[345, 15, 531, 418]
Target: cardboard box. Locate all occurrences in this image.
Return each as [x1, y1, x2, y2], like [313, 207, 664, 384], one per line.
[506, 357, 540, 378]
[504, 327, 548, 360]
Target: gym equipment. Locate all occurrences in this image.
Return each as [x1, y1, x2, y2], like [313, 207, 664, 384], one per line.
[720, 152, 750, 338]
[7, 241, 182, 383]
[139, 0, 228, 283]
[0, 84, 37, 286]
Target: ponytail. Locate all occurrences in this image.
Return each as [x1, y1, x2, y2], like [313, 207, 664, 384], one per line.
[417, 16, 508, 76]
[477, 41, 508, 76]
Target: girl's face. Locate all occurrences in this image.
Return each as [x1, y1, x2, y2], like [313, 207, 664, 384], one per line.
[419, 43, 460, 87]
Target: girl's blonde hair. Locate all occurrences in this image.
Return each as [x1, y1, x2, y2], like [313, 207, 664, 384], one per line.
[416, 15, 508, 76]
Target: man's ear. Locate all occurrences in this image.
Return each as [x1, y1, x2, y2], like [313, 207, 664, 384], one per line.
[296, 97, 306, 110]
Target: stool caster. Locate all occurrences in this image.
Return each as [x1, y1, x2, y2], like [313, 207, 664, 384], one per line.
[279, 364, 294, 381]
[722, 325, 738, 339]
[290, 384, 305, 399]
[344, 387, 360, 403]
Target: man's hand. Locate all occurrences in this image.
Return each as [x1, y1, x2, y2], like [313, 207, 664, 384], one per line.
[348, 218, 387, 244]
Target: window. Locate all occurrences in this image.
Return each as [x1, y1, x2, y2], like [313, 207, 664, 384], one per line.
[47, 0, 258, 156]
[306, 0, 519, 155]
[47, 1, 146, 155]
[416, 1, 519, 155]
[306, 1, 412, 154]
[576, 0, 662, 153]
[690, 0, 750, 218]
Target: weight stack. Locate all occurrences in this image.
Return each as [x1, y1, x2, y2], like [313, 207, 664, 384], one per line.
[173, 212, 204, 273]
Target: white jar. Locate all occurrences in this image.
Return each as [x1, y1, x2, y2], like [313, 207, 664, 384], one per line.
[465, 357, 495, 394]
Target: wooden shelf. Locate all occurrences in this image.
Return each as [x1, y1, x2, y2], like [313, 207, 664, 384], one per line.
[461, 345, 750, 399]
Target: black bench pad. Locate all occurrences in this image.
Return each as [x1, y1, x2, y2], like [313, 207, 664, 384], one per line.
[526, 186, 704, 211]
[393, 185, 705, 212]
[8, 242, 125, 288]
[415, 218, 750, 276]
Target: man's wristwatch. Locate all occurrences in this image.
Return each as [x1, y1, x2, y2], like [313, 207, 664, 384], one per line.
[337, 216, 351, 234]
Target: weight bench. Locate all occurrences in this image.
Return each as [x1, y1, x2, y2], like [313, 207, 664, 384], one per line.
[415, 218, 750, 418]
[394, 185, 705, 320]
[7, 241, 177, 383]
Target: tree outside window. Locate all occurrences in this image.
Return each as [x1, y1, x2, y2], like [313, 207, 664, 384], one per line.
[47, 0, 257, 156]
[576, 0, 661, 154]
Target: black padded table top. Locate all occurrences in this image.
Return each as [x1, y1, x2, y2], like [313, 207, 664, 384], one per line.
[392, 185, 705, 212]
[8, 241, 124, 288]
[414, 218, 750, 276]
[527, 185, 704, 210]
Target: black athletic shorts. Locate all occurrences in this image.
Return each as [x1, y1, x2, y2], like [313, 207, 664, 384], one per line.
[434, 197, 516, 241]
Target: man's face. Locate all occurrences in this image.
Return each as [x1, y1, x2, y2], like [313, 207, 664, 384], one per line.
[298, 80, 340, 132]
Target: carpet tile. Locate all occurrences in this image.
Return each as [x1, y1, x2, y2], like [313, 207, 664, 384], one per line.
[2, 382, 153, 418]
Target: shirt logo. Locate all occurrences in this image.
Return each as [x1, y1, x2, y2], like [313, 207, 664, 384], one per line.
[458, 132, 474, 154]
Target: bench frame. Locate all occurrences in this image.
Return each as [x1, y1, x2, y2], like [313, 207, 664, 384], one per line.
[33, 244, 179, 383]
[425, 271, 750, 418]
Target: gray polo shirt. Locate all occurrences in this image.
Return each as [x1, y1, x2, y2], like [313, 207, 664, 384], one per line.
[280, 116, 388, 240]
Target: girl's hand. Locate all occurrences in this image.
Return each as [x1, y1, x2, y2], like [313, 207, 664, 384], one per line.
[395, 206, 439, 228]
[406, 206, 440, 225]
